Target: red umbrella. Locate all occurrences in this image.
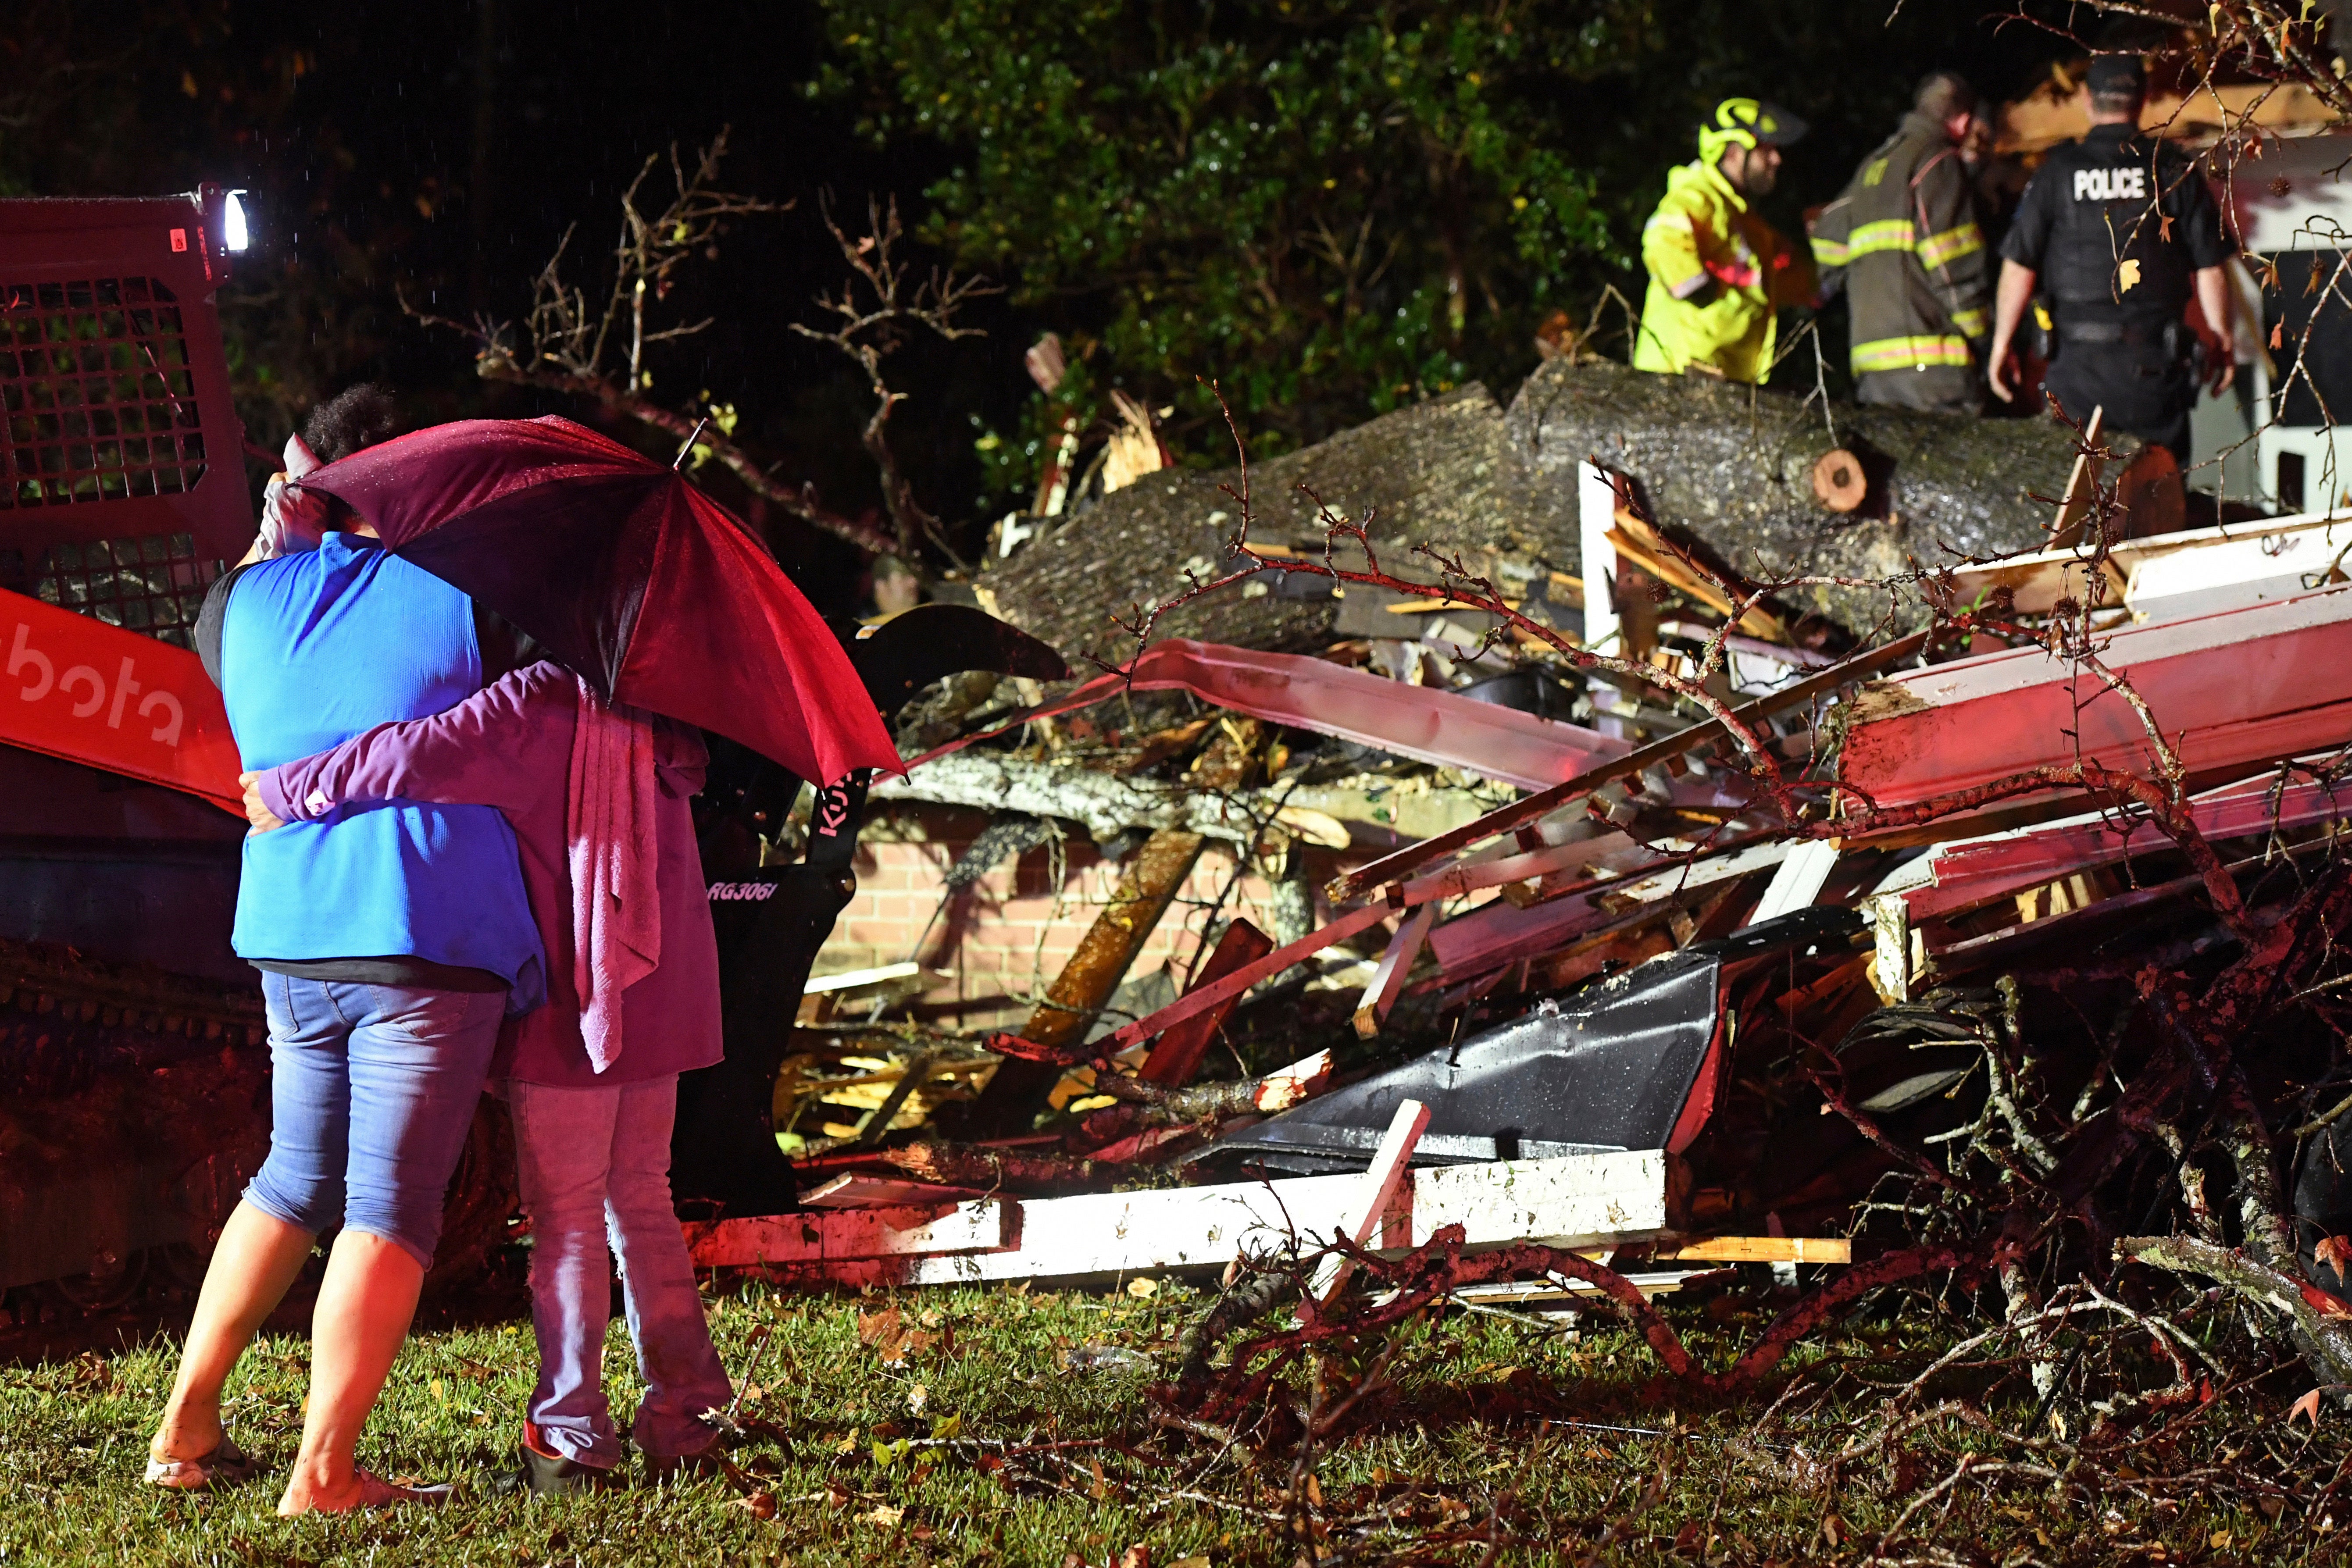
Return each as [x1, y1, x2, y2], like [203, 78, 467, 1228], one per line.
[300, 415, 899, 785]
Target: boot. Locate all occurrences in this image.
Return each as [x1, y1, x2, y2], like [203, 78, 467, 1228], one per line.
[510, 1420, 623, 1496]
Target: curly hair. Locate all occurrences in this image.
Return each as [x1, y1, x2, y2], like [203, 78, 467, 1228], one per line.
[302, 383, 403, 463]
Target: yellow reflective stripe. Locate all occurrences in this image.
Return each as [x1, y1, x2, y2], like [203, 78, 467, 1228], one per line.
[1848, 218, 1915, 257]
[1852, 335, 1972, 372]
[1949, 306, 1990, 339]
[1918, 222, 1984, 270]
[1810, 235, 1850, 267]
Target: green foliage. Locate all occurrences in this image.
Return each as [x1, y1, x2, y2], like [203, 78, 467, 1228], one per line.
[817, 1, 1622, 474]
[817, 0, 2075, 510]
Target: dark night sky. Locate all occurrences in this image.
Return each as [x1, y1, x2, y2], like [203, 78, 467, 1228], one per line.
[14, 0, 999, 605]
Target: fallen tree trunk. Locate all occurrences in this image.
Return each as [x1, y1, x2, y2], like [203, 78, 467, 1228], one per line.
[868, 1139, 1115, 1195]
[984, 358, 2130, 659]
[871, 751, 1313, 846]
[1510, 359, 2125, 638]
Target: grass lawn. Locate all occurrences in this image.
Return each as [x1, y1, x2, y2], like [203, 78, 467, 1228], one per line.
[0, 1274, 2340, 1565]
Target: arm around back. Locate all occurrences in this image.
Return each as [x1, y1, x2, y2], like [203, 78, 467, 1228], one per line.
[257, 660, 573, 826]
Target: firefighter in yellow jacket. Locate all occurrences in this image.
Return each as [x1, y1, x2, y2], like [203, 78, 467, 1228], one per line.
[1634, 98, 1817, 383]
[1809, 71, 1992, 413]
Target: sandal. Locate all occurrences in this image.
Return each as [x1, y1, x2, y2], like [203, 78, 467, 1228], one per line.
[351, 1468, 454, 1507]
[145, 1433, 260, 1491]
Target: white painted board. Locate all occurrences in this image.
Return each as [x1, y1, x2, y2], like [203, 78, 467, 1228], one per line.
[2127, 525, 2352, 623]
[895, 1147, 1672, 1288]
[686, 1199, 1007, 1267]
[1744, 838, 1840, 927]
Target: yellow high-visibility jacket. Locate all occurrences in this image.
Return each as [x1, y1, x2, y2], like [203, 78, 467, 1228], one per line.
[1634, 158, 1814, 383]
[1809, 111, 1992, 378]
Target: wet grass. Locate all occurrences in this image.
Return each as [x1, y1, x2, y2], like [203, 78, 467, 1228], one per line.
[0, 1277, 2339, 1565]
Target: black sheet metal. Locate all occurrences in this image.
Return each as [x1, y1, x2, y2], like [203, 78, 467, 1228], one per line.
[1204, 905, 1860, 1175]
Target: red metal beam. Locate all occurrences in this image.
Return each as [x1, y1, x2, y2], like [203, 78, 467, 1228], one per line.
[904, 637, 1628, 790]
[1841, 589, 2352, 817]
[1901, 770, 2352, 923]
[1328, 628, 1936, 903]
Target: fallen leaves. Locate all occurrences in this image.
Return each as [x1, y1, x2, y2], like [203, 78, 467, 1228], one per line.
[2292, 1387, 2325, 1428]
[2316, 1234, 2352, 1276]
[857, 1303, 936, 1365]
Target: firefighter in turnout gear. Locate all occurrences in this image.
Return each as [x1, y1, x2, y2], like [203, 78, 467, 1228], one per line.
[1986, 53, 2236, 460]
[1635, 98, 1817, 383]
[1810, 72, 1993, 413]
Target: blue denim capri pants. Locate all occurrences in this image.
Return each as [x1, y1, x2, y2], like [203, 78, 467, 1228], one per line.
[242, 974, 506, 1269]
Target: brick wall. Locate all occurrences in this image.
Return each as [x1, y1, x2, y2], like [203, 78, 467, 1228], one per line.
[810, 808, 1291, 1033]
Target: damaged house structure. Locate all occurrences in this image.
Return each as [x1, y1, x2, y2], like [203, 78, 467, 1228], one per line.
[719, 350, 2352, 1389]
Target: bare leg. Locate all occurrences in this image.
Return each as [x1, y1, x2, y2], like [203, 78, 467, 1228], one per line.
[150, 1201, 316, 1464]
[276, 1230, 425, 1515]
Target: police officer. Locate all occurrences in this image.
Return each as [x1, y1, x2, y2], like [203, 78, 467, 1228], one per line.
[1986, 54, 2235, 459]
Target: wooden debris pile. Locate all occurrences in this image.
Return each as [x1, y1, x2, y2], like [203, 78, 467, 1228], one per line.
[699, 381, 2352, 1462]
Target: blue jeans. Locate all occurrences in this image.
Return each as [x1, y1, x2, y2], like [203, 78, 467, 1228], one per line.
[507, 1075, 731, 1466]
[243, 974, 505, 1269]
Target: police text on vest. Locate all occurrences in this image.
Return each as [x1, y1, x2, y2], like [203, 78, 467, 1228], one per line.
[2073, 167, 2147, 202]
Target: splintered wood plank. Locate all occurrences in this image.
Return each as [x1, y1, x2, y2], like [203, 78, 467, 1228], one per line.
[889, 1148, 1673, 1288]
[1141, 917, 1274, 1086]
[1645, 1235, 1851, 1265]
[1023, 827, 1207, 1053]
[684, 1199, 1007, 1267]
[800, 1173, 991, 1209]
[1250, 1048, 1333, 1111]
[1094, 902, 1393, 1051]
[1353, 903, 1435, 1039]
[964, 826, 1207, 1131]
[2048, 405, 2106, 546]
[1400, 1272, 1704, 1307]
[1304, 1098, 1431, 1311]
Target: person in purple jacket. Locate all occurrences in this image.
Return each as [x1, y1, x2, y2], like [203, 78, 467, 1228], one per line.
[240, 660, 733, 1492]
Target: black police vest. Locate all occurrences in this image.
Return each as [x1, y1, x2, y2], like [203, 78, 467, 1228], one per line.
[2038, 130, 2194, 319]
